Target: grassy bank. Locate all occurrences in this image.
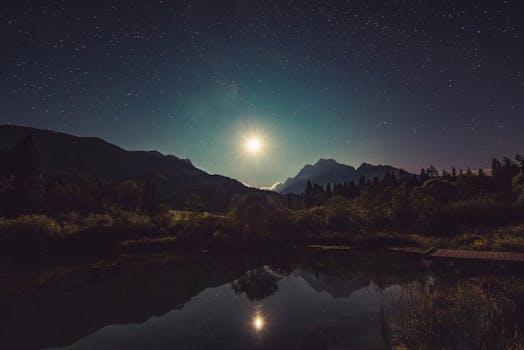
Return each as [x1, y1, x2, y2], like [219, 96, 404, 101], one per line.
[2, 207, 524, 258]
[383, 277, 524, 349]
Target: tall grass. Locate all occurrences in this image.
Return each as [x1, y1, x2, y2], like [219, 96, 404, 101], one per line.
[384, 277, 524, 349]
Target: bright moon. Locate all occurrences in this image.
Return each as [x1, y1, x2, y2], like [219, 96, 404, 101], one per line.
[246, 137, 262, 153]
[252, 315, 265, 331]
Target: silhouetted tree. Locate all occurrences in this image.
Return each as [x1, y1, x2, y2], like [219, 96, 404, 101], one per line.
[304, 180, 314, 207]
[515, 154, 524, 173]
[229, 193, 279, 238]
[185, 192, 204, 214]
[419, 168, 429, 183]
[428, 165, 439, 178]
[142, 180, 158, 214]
[114, 180, 143, 211]
[423, 178, 458, 202]
[326, 183, 333, 198]
[9, 135, 43, 215]
[492, 158, 503, 177]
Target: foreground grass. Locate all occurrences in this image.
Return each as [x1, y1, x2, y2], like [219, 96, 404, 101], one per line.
[383, 277, 524, 349]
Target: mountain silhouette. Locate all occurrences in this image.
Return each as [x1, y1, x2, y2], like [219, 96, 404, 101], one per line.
[274, 158, 403, 194]
[0, 125, 255, 211]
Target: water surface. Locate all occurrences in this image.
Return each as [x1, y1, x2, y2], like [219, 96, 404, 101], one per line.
[0, 250, 500, 350]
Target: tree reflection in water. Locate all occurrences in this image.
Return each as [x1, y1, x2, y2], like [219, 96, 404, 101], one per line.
[231, 266, 284, 301]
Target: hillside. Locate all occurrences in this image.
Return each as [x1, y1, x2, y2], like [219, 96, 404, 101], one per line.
[0, 125, 254, 211]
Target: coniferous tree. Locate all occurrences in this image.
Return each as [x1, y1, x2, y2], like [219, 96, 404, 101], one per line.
[419, 168, 429, 183]
[358, 175, 367, 192]
[477, 168, 486, 177]
[326, 183, 332, 198]
[515, 154, 524, 173]
[304, 180, 314, 207]
[185, 192, 204, 214]
[142, 179, 157, 214]
[9, 135, 44, 215]
[451, 166, 457, 179]
[492, 158, 502, 177]
[428, 165, 439, 178]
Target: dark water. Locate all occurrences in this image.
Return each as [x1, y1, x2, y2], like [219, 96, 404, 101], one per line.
[0, 250, 510, 350]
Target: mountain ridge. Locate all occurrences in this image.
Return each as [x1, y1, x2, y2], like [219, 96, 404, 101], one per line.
[0, 125, 255, 211]
[273, 158, 404, 194]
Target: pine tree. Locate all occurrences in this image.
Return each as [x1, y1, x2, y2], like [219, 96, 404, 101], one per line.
[491, 158, 502, 178]
[304, 180, 313, 207]
[9, 135, 43, 215]
[428, 165, 439, 178]
[326, 183, 333, 198]
[142, 179, 157, 214]
[515, 154, 524, 173]
[185, 192, 204, 214]
[477, 168, 486, 177]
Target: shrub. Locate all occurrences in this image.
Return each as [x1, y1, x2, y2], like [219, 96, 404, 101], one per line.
[82, 213, 114, 231]
[152, 210, 178, 234]
[492, 235, 524, 251]
[291, 207, 326, 236]
[0, 215, 61, 240]
[422, 178, 458, 202]
[324, 196, 358, 231]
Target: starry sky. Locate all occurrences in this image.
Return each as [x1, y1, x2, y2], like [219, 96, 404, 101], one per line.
[1, 0, 523, 187]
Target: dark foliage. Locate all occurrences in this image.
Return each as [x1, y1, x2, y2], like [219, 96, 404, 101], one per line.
[1, 133, 524, 256]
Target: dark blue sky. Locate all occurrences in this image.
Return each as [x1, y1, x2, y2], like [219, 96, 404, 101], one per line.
[2, 0, 523, 187]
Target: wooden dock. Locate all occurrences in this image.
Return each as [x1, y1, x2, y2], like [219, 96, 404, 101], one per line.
[425, 248, 524, 262]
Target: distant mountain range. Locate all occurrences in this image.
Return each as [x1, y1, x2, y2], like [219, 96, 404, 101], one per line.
[0, 125, 407, 208]
[0, 125, 256, 211]
[273, 158, 403, 194]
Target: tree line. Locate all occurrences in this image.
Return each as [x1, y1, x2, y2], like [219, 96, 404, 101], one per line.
[1, 134, 524, 255]
[299, 158, 524, 209]
[0, 135, 159, 218]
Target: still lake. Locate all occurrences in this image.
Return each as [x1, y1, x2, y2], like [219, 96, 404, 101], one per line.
[0, 250, 517, 350]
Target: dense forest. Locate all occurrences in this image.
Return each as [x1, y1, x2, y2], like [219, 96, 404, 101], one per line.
[1, 134, 524, 255]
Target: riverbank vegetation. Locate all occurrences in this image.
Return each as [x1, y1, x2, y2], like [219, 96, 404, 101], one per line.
[384, 277, 524, 349]
[1, 135, 524, 256]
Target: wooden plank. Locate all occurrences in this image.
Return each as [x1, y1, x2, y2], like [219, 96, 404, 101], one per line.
[427, 248, 524, 263]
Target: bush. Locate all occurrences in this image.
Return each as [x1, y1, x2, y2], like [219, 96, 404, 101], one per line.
[422, 178, 458, 202]
[324, 196, 359, 231]
[113, 211, 152, 232]
[491, 235, 524, 251]
[176, 214, 238, 247]
[82, 213, 114, 231]
[152, 210, 177, 234]
[0, 215, 61, 240]
[291, 207, 326, 236]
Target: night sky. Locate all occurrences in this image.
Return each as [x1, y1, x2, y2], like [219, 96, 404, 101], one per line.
[1, 1, 523, 187]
